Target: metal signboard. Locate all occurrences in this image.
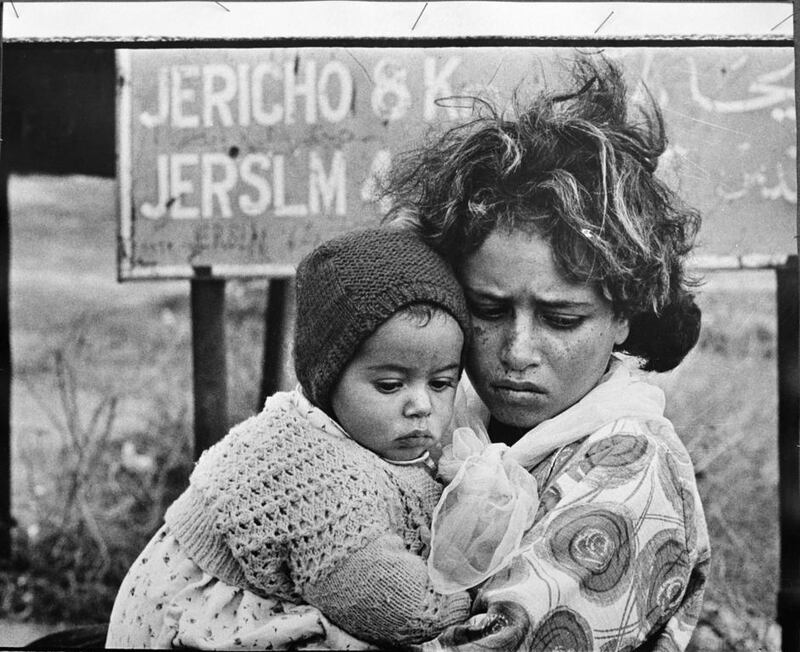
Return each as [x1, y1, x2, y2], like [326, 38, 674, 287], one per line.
[118, 47, 795, 279]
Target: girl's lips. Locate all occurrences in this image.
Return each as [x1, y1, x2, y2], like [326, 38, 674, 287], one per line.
[492, 381, 547, 405]
[493, 380, 546, 393]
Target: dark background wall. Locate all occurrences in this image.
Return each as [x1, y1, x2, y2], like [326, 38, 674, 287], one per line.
[3, 47, 116, 177]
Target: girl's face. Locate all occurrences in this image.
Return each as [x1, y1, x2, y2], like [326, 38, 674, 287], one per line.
[460, 229, 630, 432]
[331, 310, 464, 462]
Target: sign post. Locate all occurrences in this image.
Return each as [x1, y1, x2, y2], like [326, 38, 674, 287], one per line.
[260, 277, 293, 406]
[780, 8, 800, 647]
[0, 1, 10, 560]
[190, 274, 228, 459]
[776, 256, 800, 652]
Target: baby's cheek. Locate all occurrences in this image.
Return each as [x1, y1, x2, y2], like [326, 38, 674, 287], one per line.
[433, 395, 456, 428]
[428, 401, 454, 442]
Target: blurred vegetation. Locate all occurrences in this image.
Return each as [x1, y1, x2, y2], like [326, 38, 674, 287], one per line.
[4, 280, 267, 623]
[654, 274, 779, 622]
[4, 331, 194, 623]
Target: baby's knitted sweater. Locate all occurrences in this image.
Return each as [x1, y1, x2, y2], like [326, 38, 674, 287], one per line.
[164, 390, 470, 646]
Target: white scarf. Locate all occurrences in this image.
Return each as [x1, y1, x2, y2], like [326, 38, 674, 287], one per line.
[446, 356, 667, 469]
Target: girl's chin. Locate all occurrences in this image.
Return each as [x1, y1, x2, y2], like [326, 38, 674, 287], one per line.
[486, 401, 551, 432]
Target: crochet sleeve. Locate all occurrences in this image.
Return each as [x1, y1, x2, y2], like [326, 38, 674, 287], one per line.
[280, 457, 471, 645]
[435, 420, 711, 651]
[303, 533, 472, 645]
[199, 407, 403, 600]
[208, 407, 471, 645]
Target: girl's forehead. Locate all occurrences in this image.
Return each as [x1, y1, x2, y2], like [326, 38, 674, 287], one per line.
[462, 229, 606, 305]
[463, 229, 552, 276]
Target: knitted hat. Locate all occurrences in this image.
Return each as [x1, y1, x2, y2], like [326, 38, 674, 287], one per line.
[294, 227, 470, 412]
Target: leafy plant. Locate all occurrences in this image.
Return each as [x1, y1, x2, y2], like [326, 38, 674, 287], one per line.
[4, 346, 193, 623]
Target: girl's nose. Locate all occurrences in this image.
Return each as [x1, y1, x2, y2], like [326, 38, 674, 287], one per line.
[404, 387, 433, 417]
[501, 315, 543, 371]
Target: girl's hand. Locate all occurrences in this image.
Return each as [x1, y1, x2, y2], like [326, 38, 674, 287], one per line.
[433, 601, 531, 651]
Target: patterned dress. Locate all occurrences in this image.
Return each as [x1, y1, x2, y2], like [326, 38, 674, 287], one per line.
[426, 359, 710, 651]
[106, 525, 368, 649]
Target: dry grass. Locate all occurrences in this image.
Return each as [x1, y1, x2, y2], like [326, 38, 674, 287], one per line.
[654, 273, 779, 620]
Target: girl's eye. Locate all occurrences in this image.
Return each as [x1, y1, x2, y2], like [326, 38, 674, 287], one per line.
[429, 377, 458, 391]
[374, 380, 403, 393]
[468, 301, 508, 321]
[542, 313, 584, 329]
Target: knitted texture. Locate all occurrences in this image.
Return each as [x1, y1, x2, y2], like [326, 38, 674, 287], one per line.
[306, 535, 472, 644]
[164, 390, 470, 645]
[294, 227, 470, 411]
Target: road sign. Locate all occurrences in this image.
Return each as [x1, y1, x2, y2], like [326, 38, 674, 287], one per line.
[118, 46, 795, 279]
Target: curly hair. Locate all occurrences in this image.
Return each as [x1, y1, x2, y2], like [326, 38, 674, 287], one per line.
[381, 57, 702, 372]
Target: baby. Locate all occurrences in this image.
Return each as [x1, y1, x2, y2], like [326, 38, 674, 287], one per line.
[106, 228, 472, 649]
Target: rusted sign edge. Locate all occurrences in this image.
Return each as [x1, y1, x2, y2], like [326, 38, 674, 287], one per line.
[116, 49, 134, 282]
[118, 257, 795, 280]
[122, 263, 297, 281]
[690, 253, 792, 270]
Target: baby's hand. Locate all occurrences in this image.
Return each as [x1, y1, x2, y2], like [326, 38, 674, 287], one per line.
[437, 427, 488, 483]
[427, 431, 539, 594]
[418, 524, 432, 559]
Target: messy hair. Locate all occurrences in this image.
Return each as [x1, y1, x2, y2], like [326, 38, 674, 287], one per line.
[382, 57, 702, 371]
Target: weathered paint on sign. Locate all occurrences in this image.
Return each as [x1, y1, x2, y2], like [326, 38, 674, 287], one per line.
[118, 47, 796, 279]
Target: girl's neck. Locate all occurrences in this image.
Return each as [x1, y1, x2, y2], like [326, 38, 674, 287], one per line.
[488, 417, 530, 447]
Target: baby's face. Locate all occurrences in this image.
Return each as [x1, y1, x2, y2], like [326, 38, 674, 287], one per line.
[330, 310, 464, 462]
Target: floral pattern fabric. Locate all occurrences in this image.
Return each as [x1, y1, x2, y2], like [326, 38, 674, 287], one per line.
[428, 415, 710, 652]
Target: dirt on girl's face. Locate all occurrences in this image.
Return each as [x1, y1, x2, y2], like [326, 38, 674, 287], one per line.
[460, 229, 630, 431]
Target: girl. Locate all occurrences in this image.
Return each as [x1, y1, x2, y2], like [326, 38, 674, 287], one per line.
[384, 57, 711, 651]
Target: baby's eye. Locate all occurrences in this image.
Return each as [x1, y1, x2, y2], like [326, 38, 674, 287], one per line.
[374, 379, 403, 393]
